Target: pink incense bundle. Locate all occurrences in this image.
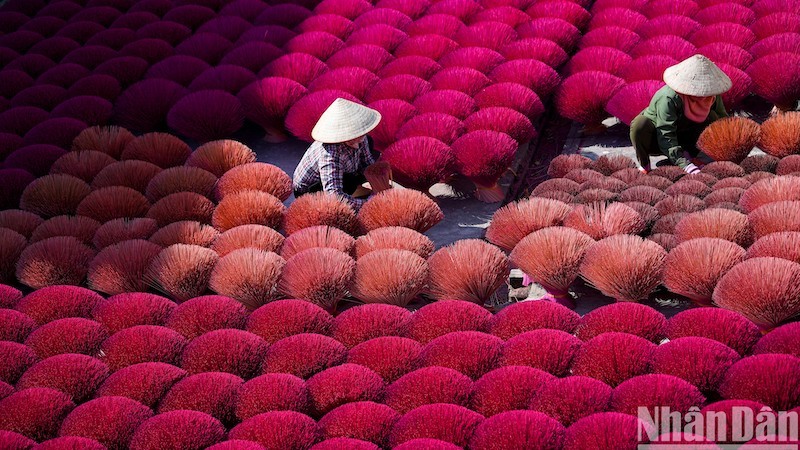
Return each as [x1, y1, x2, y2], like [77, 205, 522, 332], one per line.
[284, 192, 358, 236]
[167, 90, 245, 143]
[606, 80, 665, 126]
[714, 257, 800, 331]
[313, 0, 371, 20]
[695, 3, 755, 26]
[307, 67, 379, 102]
[471, 6, 531, 27]
[358, 188, 443, 233]
[364, 161, 393, 193]
[590, 155, 638, 176]
[350, 249, 428, 307]
[696, 116, 760, 163]
[464, 107, 535, 144]
[364, 75, 432, 104]
[263, 52, 328, 87]
[674, 208, 754, 248]
[88, 239, 163, 296]
[367, 99, 417, 150]
[527, 0, 591, 28]
[747, 201, 800, 239]
[395, 112, 466, 145]
[510, 226, 594, 305]
[326, 45, 393, 73]
[564, 201, 646, 239]
[578, 26, 640, 52]
[175, 33, 233, 65]
[636, 14, 701, 40]
[621, 55, 678, 83]
[473, 83, 545, 121]
[750, 32, 800, 59]
[427, 240, 510, 304]
[380, 136, 455, 191]
[663, 237, 746, 306]
[209, 249, 285, 311]
[579, 234, 667, 303]
[759, 112, 800, 158]
[563, 168, 604, 184]
[451, 130, 518, 203]
[278, 248, 355, 314]
[238, 77, 308, 140]
[698, 42, 753, 69]
[751, 12, 800, 40]
[355, 226, 434, 259]
[554, 71, 625, 134]
[739, 176, 800, 213]
[355, 7, 413, 27]
[500, 38, 569, 67]
[453, 21, 518, 51]
[413, 90, 477, 120]
[747, 52, 800, 112]
[113, 79, 187, 133]
[587, 8, 647, 32]
[425, 0, 482, 20]
[574, 188, 617, 204]
[283, 31, 344, 61]
[548, 154, 592, 178]
[346, 24, 408, 52]
[429, 67, 492, 97]
[490, 59, 561, 99]
[405, 14, 464, 38]
[717, 63, 753, 110]
[516, 18, 581, 50]
[393, 34, 458, 60]
[631, 35, 697, 61]
[563, 47, 632, 77]
[144, 244, 219, 302]
[486, 197, 572, 251]
[379, 55, 442, 80]
[298, 14, 356, 39]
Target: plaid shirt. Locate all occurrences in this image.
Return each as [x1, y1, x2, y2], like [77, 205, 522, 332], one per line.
[293, 138, 375, 209]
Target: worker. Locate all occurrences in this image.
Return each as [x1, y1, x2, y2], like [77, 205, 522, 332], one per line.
[293, 98, 391, 209]
[630, 54, 731, 174]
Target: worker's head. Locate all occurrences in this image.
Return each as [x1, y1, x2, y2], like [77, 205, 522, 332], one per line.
[663, 55, 732, 98]
[311, 98, 382, 145]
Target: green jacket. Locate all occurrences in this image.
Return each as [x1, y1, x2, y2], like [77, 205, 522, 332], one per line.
[641, 85, 728, 168]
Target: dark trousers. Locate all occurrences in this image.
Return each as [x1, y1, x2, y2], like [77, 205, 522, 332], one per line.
[630, 112, 719, 168]
[293, 172, 367, 198]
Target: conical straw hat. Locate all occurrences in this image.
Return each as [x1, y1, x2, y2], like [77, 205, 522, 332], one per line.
[663, 54, 732, 97]
[311, 98, 382, 144]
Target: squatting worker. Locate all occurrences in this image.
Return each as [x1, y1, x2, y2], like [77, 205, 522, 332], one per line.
[630, 54, 731, 174]
[293, 98, 390, 210]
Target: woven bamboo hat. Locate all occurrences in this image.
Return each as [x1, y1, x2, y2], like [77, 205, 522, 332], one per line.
[663, 54, 732, 97]
[311, 98, 382, 143]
